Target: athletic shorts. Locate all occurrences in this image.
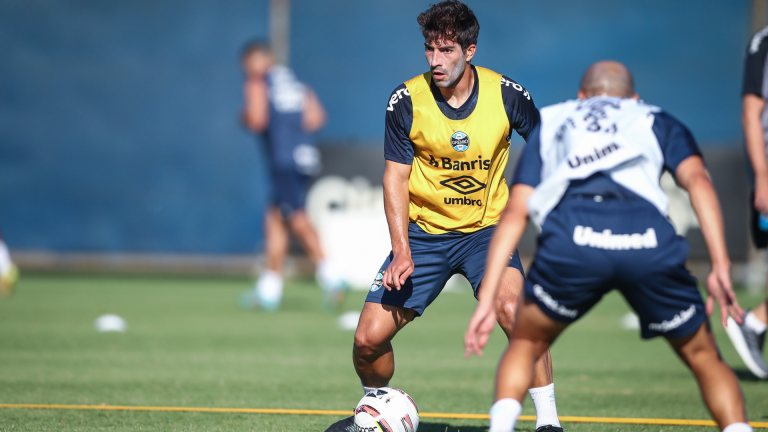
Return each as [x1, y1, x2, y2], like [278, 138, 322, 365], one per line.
[525, 196, 706, 340]
[271, 168, 310, 217]
[366, 222, 524, 316]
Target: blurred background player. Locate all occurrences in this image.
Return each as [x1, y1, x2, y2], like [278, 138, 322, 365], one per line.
[239, 41, 345, 311]
[0, 230, 18, 298]
[729, 26, 768, 379]
[465, 61, 752, 432]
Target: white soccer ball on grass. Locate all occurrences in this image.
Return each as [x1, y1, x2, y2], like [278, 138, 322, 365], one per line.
[354, 387, 419, 432]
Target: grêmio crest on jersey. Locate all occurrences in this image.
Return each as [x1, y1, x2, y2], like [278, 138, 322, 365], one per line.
[450, 131, 470, 152]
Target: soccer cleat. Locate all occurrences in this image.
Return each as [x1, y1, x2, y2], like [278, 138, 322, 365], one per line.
[725, 316, 768, 379]
[0, 263, 19, 298]
[536, 426, 565, 432]
[321, 283, 349, 312]
[323, 415, 355, 432]
[317, 262, 348, 312]
[236, 290, 280, 312]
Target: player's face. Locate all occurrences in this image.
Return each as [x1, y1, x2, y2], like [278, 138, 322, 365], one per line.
[424, 39, 467, 88]
[243, 52, 272, 78]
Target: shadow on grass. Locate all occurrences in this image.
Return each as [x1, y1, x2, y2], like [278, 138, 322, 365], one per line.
[418, 422, 536, 432]
[733, 368, 765, 382]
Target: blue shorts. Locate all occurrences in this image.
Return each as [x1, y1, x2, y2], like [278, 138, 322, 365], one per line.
[271, 168, 309, 217]
[366, 222, 524, 316]
[525, 196, 706, 340]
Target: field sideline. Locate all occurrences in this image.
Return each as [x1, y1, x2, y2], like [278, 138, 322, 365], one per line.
[0, 274, 766, 431]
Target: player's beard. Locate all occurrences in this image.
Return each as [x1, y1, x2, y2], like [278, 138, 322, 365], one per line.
[432, 55, 467, 89]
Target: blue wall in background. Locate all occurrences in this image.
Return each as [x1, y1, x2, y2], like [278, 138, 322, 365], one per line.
[0, 0, 754, 253]
[0, 0, 270, 253]
[294, 0, 750, 144]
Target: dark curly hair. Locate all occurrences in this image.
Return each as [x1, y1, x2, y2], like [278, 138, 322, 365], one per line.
[417, 1, 479, 51]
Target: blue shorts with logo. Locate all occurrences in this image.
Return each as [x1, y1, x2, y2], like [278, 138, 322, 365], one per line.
[366, 222, 524, 316]
[271, 168, 310, 217]
[525, 196, 706, 340]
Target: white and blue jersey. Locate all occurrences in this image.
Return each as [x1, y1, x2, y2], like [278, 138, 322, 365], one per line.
[514, 96, 706, 339]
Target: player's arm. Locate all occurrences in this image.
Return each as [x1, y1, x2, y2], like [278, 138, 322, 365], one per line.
[743, 32, 768, 213]
[464, 184, 533, 357]
[501, 75, 540, 141]
[382, 84, 415, 290]
[243, 78, 269, 133]
[383, 161, 414, 290]
[302, 87, 327, 133]
[676, 156, 744, 326]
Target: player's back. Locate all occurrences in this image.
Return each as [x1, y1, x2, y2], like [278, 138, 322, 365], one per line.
[517, 96, 708, 339]
[520, 96, 699, 227]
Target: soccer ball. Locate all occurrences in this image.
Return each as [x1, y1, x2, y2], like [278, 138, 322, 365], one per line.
[354, 387, 419, 432]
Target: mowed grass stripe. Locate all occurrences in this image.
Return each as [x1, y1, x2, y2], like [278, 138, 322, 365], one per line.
[1, 404, 767, 428]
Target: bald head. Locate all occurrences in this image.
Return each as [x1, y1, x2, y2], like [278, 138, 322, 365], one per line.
[579, 61, 635, 98]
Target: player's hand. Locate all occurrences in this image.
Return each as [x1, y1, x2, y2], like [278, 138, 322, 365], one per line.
[705, 264, 744, 327]
[383, 253, 414, 291]
[755, 177, 768, 214]
[464, 299, 497, 358]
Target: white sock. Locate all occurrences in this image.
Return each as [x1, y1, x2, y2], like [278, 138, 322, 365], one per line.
[0, 241, 11, 275]
[256, 270, 283, 304]
[489, 398, 522, 432]
[316, 259, 344, 291]
[362, 381, 389, 395]
[529, 383, 561, 428]
[744, 311, 767, 334]
[722, 422, 753, 432]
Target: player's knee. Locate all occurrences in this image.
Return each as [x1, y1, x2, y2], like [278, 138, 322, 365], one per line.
[288, 212, 313, 234]
[353, 330, 386, 359]
[671, 325, 720, 368]
[495, 293, 519, 329]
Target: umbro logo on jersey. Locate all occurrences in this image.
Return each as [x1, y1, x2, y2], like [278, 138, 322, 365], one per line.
[450, 131, 470, 152]
[386, 87, 411, 112]
[444, 197, 482, 206]
[501, 77, 531, 100]
[440, 175, 486, 195]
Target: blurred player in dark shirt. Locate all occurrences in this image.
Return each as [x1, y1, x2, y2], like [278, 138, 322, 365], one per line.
[726, 27, 768, 379]
[240, 42, 345, 311]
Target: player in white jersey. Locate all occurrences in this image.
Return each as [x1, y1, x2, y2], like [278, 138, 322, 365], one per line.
[465, 61, 752, 432]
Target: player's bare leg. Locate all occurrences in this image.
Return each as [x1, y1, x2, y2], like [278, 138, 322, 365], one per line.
[489, 268, 560, 430]
[289, 209, 347, 308]
[353, 301, 416, 389]
[265, 206, 289, 272]
[493, 268, 554, 386]
[488, 298, 567, 432]
[240, 207, 289, 311]
[753, 299, 768, 324]
[669, 323, 748, 429]
[288, 210, 324, 264]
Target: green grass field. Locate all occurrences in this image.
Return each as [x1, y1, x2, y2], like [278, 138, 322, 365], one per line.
[0, 273, 766, 431]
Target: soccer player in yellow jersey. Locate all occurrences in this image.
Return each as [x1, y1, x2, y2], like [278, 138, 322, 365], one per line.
[327, 2, 562, 431]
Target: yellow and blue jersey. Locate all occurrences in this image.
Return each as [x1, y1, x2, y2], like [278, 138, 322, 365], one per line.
[384, 65, 539, 234]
